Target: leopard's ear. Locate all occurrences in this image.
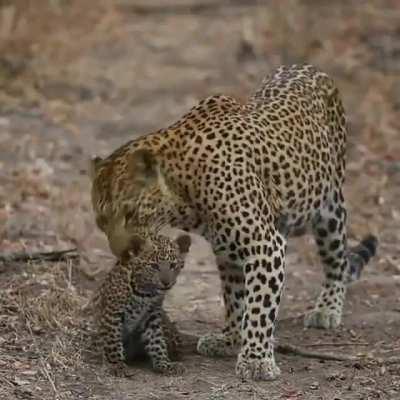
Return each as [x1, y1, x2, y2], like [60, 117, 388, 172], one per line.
[129, 148, 173, 198]
[88, 156, 103, 180]
[129, 149, 158, 184]
[176, 234, 192, 255]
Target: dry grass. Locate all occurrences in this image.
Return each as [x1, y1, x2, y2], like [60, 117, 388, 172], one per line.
[0, 261, 93, 399]
[0, 0, 123, 114]
[0, 0, 118, 60]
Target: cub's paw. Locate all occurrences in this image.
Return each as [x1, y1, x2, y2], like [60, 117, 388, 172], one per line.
[107, 362, 134, 378]
[153, 361, 185, 375]
[197, 333, 238, 358]
[304, 308, 342, 329]
[236, 353, 281, 381]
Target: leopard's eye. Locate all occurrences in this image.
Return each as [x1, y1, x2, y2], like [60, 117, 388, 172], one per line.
[96, 215, 108, 231]
[169, 263, 177, 270]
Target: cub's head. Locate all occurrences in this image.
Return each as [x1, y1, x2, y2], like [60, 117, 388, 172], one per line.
[121, 233, 191, 296]
[89, 148, 174, 257]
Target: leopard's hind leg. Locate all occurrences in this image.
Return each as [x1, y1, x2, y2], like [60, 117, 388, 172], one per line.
[305, 190, 377, 329]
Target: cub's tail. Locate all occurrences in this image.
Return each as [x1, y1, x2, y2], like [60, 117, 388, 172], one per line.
[346, 235, 378, 284]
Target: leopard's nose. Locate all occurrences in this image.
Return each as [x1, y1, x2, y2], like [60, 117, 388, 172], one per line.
[159, 271, 175, 290]
[160, 276, 174, 289]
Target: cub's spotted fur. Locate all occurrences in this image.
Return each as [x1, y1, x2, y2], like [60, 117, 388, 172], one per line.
[89, 65, 378, 380]
[93, 233, 191, 375]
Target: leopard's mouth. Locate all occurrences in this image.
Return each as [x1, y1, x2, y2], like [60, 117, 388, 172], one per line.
[161, 285, 172, 291]
[160, 282, 175, 291]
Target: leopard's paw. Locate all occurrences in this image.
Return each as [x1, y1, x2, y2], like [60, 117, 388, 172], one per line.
[197, 333, 238, 358]
[304, 308, 342, 329]
[236, 352, 281, 381]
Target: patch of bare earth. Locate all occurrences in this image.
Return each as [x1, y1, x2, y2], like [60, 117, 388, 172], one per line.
[1, 1, 400, 399]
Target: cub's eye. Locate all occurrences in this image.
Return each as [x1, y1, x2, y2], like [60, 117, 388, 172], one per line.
[150, 263, 160, 271]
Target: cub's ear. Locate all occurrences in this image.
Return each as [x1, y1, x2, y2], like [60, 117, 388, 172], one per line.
[176, 234, 192, 255]
[129, 149, 158, 184]
[88, 156, 103, 180]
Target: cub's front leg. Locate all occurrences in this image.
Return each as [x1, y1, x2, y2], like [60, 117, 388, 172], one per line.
[141, 309, 185, 375]
[97, 269, 134, 377]
[99, 306, 133, 377]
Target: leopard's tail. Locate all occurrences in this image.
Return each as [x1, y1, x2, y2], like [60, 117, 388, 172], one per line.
[346, 235, 378, 284]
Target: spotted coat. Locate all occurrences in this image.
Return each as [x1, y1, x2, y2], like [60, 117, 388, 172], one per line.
[92, 233, 191, 375]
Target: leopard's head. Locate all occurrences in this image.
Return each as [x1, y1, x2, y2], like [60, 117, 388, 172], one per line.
[121, 233, 192, 296]
[89, 148, 180, 257]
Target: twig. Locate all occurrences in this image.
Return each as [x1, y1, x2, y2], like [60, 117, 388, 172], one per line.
[303, 341, 369, 347]
[375, 356, 400, 366]
[278, 313, 305, 323]
[347, 366, 357, 391]
[0, 248, 79, 263]
[276, 343, 400, 365]
[186, 332, 400, 365]
[0, 375, 14, 388]
[25, 320, 58, 397]
[118, 0, 261, 16]
[38, 357, 58, 396]
[276, 343, 359, 362]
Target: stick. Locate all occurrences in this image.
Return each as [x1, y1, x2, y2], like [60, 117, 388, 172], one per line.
[375, 356, 400, 366]
[276, 343, 400, 365]
[0, 248, 79, 263]
[25, 320, 59, 396]
[276, 343, 360, 362]
[118, 0, 261, 16]
[187, 331, 400, 365]
[303, 342, 369, 347]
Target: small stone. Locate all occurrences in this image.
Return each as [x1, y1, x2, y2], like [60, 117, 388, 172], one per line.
[309, 381, 319, 390]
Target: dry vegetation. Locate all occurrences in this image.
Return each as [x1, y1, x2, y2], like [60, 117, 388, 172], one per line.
[1, 1, 400, 399]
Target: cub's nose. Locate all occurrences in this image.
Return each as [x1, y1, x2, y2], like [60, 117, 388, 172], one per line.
[160, 272, 175, 289]
[159, 261, 176, 290]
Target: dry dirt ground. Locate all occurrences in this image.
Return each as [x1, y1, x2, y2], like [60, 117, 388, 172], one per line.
[1, 1, 400, 399]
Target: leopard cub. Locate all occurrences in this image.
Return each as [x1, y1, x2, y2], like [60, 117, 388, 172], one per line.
[93, 232, 191, 375]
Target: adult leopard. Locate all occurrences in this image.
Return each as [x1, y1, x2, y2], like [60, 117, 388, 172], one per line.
[89, 64, 377, 380]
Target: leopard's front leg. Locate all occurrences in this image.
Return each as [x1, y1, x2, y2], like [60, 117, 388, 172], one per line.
[198, 175, 286, 380]
[235, 227, 286, 381]
[197, 262, 244, 357]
